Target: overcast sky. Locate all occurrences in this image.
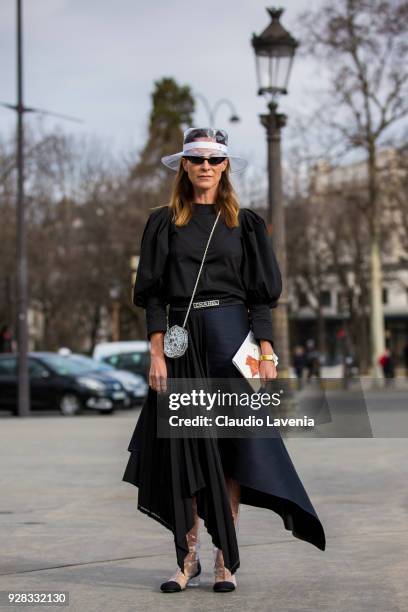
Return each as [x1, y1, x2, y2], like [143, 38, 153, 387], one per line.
[0, 0, 325, 178]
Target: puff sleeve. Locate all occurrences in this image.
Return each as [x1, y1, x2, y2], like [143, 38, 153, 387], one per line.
[133, 207, 170, 340]
[240, 209, 282, 347]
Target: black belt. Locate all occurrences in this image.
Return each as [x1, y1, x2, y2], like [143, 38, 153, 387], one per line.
[169, 297, 246, 311]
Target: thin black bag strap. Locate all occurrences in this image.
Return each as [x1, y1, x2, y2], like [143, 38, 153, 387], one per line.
[181, 210, 221, 328]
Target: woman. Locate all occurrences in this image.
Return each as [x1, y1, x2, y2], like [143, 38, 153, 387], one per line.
[123, 127, 325, 594]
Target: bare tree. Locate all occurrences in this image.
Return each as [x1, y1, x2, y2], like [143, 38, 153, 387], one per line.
[286, 195, 332, 357]
[0, 137, 16, 334]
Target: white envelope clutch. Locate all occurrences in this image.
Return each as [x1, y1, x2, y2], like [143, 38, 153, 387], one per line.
[232, 330, 263, 392]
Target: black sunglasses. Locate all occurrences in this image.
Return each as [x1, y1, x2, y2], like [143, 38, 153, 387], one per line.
[183, 156, 226, 166]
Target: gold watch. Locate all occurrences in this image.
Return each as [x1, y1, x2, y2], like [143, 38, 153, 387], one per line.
[259, 352, 279, 367]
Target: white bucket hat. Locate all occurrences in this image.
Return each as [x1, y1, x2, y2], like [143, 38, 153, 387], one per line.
[161, 127, 248, 174]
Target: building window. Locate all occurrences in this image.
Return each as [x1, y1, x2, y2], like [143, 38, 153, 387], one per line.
[298, 292, 308, 308]
[382, 288, 388, 304]
[320, 290, 331, 307]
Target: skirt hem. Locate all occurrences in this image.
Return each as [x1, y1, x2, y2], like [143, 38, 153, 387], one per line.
[123, 449, 326, 556]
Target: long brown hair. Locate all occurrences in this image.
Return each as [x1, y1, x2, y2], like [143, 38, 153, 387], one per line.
[156, 160, 240, 228]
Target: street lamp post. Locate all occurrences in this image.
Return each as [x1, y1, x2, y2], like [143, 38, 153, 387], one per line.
[15, 0, 29, 416]
[194, 93, 240, 127]
[251, 7, 298, 376]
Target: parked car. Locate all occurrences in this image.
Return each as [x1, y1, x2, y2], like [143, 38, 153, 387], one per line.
[92, 341, 150, 382]
[0, 352, 128, 416]
[60, 352, 148, 406]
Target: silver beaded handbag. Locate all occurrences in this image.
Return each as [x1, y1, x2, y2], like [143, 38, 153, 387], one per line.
[164, 210, 221, 358]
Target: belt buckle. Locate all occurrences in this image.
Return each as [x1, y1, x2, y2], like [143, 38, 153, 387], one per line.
[192, 299, 220, 309]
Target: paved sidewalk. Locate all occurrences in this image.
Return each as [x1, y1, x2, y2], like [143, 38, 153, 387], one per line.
[0, 411, 407, 611]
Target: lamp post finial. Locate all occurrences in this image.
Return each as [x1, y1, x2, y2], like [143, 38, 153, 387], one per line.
[267, 7, 284, 21]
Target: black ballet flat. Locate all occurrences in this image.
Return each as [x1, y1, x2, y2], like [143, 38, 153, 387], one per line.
[160, 580, 182, 593]
[160, 560, 201, 593]
[213, 580, 236, 593]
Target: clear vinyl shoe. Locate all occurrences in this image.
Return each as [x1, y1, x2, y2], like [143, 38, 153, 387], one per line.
[161, 499, 201, 593]
[160, 557, 201, 592]
[213, 547, 237, 593]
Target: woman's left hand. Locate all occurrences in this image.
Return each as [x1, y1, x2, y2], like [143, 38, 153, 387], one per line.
[259, 360, 278, 384]
[258, 340, 278, 383]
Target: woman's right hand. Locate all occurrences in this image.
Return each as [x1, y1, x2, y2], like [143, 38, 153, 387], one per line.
[148, 332, 167, 393]
[149, 355, 168, 393]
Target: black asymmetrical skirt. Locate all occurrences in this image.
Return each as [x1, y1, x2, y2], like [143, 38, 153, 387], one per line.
[122, 302, 326, 574]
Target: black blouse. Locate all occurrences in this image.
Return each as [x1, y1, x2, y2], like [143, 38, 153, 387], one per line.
[133, 203, 282, 346]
